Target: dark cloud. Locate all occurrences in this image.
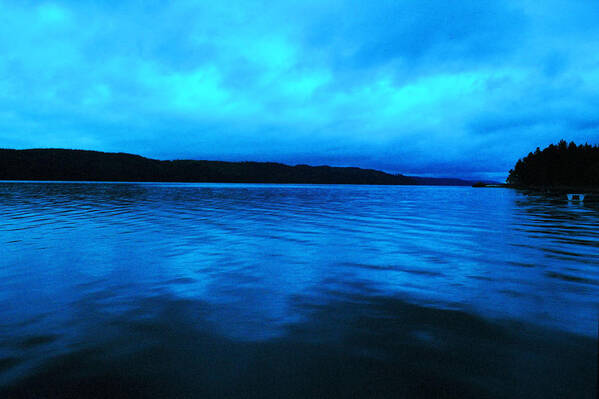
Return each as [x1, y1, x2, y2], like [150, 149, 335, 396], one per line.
[350, 2, 527, 66]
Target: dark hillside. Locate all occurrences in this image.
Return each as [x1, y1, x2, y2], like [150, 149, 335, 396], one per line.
[0, 148, 474, 185]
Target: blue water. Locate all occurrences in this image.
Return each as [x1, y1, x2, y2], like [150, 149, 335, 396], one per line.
[0, 182, 597, 398]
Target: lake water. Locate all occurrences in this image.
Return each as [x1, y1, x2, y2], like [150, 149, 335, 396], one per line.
[0, 182, 597, 398]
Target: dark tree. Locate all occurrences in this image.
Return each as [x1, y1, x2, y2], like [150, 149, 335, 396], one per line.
[507, 140, 599, 187]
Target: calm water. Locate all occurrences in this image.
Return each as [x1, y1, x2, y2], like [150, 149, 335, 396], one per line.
[0, 182, 597, 398]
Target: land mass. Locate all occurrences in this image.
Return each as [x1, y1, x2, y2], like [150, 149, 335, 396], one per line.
[507, 140, 599, 189]
[0, 148, 475, 186]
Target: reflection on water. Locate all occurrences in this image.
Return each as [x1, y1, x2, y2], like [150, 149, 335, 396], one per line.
[0, 182, 597, 398]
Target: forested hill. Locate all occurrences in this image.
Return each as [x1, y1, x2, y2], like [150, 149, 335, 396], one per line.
[507, 141, 599, 187]
[0, 149, 473, 185]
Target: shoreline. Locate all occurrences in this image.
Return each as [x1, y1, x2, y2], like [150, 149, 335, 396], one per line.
[473, 183, 599, 202]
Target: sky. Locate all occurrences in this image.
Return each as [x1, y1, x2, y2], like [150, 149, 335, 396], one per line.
[1, 1, 598, 180]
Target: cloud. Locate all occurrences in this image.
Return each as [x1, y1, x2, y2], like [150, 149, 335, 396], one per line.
[0, 0, 598, 180]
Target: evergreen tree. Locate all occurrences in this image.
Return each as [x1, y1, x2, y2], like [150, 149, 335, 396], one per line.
[507, 141, 599, 187]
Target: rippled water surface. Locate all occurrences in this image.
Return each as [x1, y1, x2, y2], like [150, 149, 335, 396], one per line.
[0, 182, 597, 398]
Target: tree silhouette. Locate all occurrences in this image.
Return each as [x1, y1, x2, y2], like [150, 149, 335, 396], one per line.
[507, 140, 599, 187]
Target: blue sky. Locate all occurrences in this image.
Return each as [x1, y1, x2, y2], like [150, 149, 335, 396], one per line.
[1, 1, 598, 180]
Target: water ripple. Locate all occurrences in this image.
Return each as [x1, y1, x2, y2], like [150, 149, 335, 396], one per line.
[0, 182, 597, 397]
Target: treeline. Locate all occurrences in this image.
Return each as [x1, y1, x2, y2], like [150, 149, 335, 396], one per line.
[507, 140, 599, 187]
[0, 148, 473, 185]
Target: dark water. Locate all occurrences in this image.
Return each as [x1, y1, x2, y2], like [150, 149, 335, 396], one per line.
[0, 182, 596, 398]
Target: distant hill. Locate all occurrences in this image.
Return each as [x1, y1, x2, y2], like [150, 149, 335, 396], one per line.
[0, 148, 474, 186]
[507, 140, 599, 188]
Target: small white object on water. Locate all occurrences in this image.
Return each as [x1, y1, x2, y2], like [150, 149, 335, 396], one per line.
[567, 193, 585, 201]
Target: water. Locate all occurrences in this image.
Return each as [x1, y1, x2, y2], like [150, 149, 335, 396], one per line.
[0, 182, 596, 398]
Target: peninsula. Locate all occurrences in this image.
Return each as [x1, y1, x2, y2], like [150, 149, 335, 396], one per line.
[0, 148, 474, 186]
[507, 140, 599, 189]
